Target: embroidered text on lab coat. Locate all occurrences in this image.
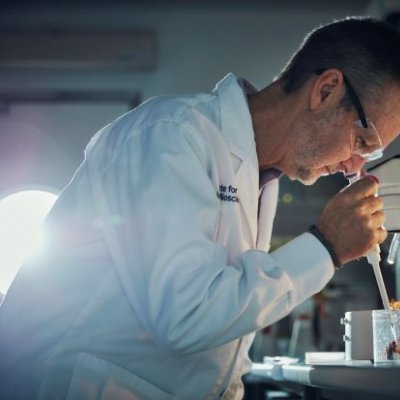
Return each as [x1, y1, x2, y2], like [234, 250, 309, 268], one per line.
[216, 184, 239, 203]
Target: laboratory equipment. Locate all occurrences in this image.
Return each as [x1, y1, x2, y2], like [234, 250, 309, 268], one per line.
[368, 156, 400, 234]
[341, 156, 400, 361]
[341, 310, 374, 361]
[372, 310, 400, 363]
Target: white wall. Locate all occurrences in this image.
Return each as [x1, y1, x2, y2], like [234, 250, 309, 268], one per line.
[0, 2, 371, 97]
[0, 1, 372, 194]
[0, 0, 392, 230]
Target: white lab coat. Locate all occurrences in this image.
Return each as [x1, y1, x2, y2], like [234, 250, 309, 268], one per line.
[0, 73, 334, 400]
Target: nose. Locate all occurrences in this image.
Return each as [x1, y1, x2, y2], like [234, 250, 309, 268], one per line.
[342, 154, 366, 175]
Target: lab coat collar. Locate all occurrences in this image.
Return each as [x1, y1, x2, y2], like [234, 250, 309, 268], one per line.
[214, 73, 260, 247]
[213, 73, 258, 165]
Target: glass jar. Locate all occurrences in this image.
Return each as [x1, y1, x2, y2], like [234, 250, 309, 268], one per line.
[372, 310, 400, 363]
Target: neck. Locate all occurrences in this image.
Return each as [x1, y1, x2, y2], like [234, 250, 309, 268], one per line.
[247, 80, 304, 172]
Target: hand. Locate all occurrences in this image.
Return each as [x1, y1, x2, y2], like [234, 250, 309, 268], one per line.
[316, 176, 387, 264]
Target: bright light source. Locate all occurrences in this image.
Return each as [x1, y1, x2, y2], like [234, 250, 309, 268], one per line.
[0, 190, 58, 294]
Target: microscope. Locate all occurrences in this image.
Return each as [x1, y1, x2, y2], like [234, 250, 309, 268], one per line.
[341, 155, 400, 362]
[368, 155, 400, 264]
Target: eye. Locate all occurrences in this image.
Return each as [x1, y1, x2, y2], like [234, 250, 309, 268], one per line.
[355, 135, 367, 151]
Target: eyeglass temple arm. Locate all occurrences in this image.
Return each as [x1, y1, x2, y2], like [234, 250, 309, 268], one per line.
[314, 69, 368, 128]
[342, 75, 368, 129]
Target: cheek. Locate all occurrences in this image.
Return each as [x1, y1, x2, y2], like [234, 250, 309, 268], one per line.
[304, 137, 345, 167]
[294, 116, 351, 167]
[316, 111, 353, 162]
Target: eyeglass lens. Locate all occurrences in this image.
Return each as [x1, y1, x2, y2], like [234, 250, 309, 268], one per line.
[353, 120, 383, 161]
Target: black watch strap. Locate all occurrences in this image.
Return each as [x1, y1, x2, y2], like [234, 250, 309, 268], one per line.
[308, 224, 342, 270]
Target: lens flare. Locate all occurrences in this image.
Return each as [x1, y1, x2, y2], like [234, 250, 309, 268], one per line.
[0, 190, 57, 294]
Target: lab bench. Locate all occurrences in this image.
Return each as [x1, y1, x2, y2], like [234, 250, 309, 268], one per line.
[244, 361, 400, 400]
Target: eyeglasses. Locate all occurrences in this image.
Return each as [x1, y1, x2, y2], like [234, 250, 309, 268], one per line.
[343, 75, 384, 162]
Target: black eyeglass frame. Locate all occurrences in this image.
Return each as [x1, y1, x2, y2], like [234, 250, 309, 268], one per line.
[342, 75, 369, 129]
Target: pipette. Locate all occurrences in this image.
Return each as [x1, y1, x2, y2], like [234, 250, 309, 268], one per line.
[347, 173, 391, 311]
[347, 174, 397, 345]
[367, 246, 392, 310]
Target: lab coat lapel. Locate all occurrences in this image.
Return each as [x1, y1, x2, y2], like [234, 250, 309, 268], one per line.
[215, 73, 260, 249]
[256, 179, 279, 251]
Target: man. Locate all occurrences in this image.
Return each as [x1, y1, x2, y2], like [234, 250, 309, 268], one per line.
[0, 17, 400, 400]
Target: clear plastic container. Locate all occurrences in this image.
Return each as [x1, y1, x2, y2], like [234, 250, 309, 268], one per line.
[372, 310, 400, 363]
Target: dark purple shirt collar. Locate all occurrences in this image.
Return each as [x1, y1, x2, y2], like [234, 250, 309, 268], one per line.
[259, 167, 283, 188]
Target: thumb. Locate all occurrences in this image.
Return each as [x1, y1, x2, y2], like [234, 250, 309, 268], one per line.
[344, 175, 379, 199]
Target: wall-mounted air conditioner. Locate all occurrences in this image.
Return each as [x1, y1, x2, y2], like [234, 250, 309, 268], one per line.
[0, 30, 156, 70]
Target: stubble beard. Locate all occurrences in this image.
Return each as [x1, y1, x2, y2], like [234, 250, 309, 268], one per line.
[296, 166, 318, 185]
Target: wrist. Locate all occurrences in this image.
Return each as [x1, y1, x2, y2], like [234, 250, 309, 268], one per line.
[308, 224, 343, 270]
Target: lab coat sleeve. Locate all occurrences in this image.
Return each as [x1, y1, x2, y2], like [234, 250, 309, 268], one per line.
[90, 119, 334, 355]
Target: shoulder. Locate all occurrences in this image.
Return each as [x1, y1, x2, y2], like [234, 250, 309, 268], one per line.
[133, 92, 221, 131]
[85, 91, 224, 174]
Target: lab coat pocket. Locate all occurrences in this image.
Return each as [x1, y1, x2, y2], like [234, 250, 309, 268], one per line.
[65, 352, 177, 400]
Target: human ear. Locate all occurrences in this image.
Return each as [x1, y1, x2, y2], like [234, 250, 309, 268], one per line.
[309, 69, 345, 111]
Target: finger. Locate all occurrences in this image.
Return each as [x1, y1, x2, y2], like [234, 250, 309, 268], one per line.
[362, 196, 384, 214]
[344, 175, 379, 199]
[370, 210, 386, 228]
[377, 226, 388, 244]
